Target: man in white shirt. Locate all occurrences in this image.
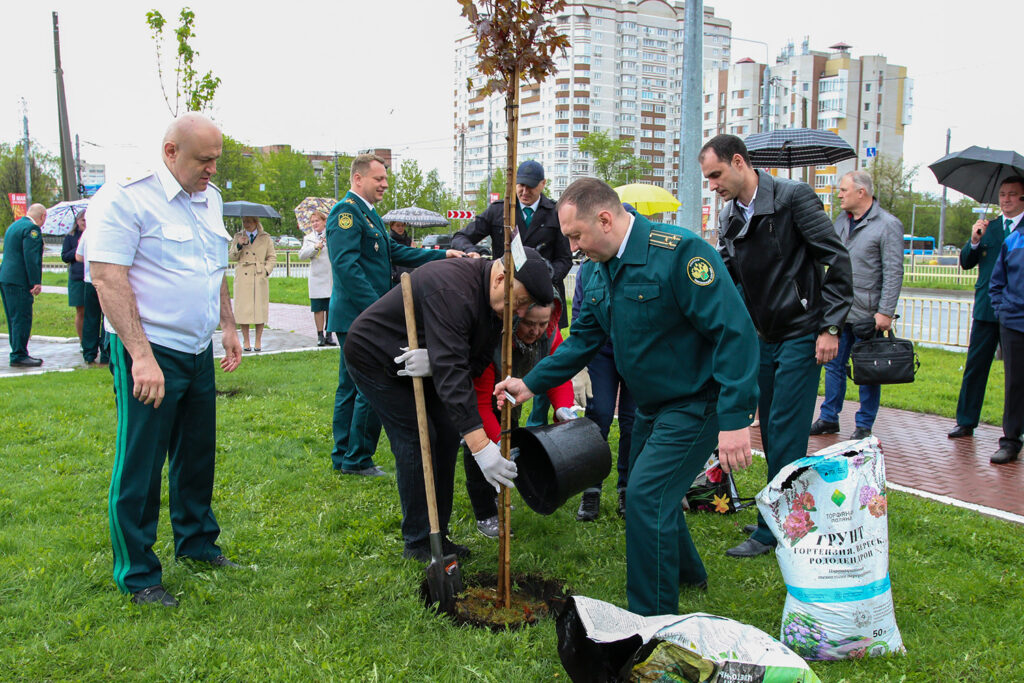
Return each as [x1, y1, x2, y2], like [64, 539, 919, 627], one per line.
[87, 113, 243, 607]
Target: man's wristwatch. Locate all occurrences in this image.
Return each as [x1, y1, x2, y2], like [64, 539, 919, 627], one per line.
[823, 325, 840, 336]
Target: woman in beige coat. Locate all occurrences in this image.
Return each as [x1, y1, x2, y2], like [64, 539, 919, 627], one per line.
[230, 216, 277, 351]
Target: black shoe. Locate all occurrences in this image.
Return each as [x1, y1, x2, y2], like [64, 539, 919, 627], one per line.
[742, 524, 758, 535]
[341, 465, 387, 477]
[10, 357, 43, 367]
[851, 427, 872, 440]
[991, 447, 1020, 465]
[809, 419, 839, 435]
[442, 538, 471, 559]
[402, 545, 432, 563]
[725, 538, 773, 558]
[131, 585, 178, 607]
[317, 332, 326, 347]
[209, 555, 241, 568]
[617, 489, 627, 517]
[324, 333, 337, 346]
[576, 491, 600, 521]
[948, 425, 974, 438]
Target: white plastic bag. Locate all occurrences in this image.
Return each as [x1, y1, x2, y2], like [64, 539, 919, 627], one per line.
[757, 437, 905, 661]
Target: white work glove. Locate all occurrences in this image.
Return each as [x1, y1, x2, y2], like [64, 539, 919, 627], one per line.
[555, 407, 579, 422]
[472, 441, 518, 492]
[572, 368, 593, 410]
[394, 347, 431, 377]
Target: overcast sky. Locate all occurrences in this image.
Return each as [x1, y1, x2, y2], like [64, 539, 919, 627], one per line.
[3, 0, 1018, 199]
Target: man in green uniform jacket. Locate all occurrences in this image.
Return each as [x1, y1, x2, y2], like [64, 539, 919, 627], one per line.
[497, 178, 760, 616]
[948, 176, 1024, 438]
[326, 153, 462, 475]
[0, 203, 47, 367]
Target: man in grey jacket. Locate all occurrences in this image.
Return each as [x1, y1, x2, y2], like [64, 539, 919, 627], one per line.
[810, 170, 904, 439]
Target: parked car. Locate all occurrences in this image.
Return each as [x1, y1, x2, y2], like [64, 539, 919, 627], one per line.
[420, 233, 454, 250]
[276, 235, 302, 248]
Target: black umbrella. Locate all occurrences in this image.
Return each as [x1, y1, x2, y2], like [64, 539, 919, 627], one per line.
[223, 201, 282, 219]
[744, 128, 857, 168]
[928, 146, 1024, 204]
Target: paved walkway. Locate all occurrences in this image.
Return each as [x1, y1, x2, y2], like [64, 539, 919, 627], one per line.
[4, 292, 1020, 524]
[751, 398, 1022, 523]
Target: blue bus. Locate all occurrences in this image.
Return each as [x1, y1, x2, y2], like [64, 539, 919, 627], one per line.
[903, 235, 935, 256]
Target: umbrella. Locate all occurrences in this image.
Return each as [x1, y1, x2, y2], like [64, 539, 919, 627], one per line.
[744, 128, 856, 168]
[380, 206, 450, 228]
[928, 146, 1024, 204]
[222, 201, 282, 219]
[294, 197, 337, 233]
[41, 199, 90, 235]
[613, 184, 680, 216]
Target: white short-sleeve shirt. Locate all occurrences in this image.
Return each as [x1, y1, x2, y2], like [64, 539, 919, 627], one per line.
[84, 162, 231, 354]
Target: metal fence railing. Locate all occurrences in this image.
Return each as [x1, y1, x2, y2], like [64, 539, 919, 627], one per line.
[903, 264, 978, 286]
[894, 296, 973, 348]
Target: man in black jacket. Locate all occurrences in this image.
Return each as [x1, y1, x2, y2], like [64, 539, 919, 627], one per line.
[344, 249, 553, 562]
[700, 134, 853, 558]
[452, 160, 572, 328]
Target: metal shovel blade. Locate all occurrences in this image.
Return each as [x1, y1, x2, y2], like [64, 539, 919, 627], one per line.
[425, 533, 463, 613]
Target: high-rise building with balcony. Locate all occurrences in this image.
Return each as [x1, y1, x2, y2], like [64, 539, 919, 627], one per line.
[452, 0, 733, 204]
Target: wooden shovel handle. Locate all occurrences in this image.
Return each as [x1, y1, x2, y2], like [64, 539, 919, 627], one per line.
[400, 273, 441, 536]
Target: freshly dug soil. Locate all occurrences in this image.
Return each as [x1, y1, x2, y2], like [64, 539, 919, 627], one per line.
[420, 572, 567, 631]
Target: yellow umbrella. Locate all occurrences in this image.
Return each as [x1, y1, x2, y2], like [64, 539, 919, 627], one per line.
[613, 183, 680, 216]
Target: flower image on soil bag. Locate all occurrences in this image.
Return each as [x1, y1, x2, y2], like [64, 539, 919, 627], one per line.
[756, 437, 905, 661]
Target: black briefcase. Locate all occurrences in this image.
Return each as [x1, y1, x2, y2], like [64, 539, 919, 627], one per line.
[846, 329, 919, 385]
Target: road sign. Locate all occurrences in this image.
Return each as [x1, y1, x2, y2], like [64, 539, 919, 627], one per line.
[866, 147, 877, 158]
[489, 192, 500, 203]
[972, 207, 990, 214]
[447, 210, 475, 219]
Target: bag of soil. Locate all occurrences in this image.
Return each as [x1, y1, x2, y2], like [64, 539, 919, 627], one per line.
[556, 595, 820, 682]
[756, 436, 905, 661]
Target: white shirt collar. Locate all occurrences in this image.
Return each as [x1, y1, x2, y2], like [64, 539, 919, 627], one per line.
[736, 186, 758, 221]
[615, 213, 636, 259]
[523, 197, 541, 213]
[354, 192, 374, 211]
[1004, 213, 1022, 230]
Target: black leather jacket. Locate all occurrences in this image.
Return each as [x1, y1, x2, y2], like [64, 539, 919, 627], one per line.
[717, 171, 852, 343]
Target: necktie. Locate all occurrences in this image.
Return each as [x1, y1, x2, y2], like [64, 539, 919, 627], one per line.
[522, 207, 534, 228]
[248, 232, 256, 244]
[1007, 218, 1015, 238]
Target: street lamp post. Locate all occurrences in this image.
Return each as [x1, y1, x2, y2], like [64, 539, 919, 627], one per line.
[909, 203, 939, 277]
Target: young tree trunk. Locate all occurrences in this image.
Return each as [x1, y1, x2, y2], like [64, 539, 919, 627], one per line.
[497, 67, 520, 608]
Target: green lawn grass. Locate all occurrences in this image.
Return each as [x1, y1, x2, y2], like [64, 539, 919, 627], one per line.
[1, 351, 1022, 681]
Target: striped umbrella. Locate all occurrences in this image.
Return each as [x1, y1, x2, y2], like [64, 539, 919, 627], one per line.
[379, 206, 450, 228]
[744, 128, 856, 169]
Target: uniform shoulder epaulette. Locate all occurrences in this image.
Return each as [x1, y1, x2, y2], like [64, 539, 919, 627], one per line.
[343, 198, 356, 205]
[649, 228, 682, 250]
[119, 170, 155, 187]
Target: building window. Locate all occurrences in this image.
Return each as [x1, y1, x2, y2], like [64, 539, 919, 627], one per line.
[864, 103, 870, 111]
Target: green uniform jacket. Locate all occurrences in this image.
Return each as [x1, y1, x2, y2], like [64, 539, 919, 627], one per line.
[960, 216, 1011, 323]
[325, 191, 446, 333]
[0, 217, 43, 288]
[525, 214, 760, 430]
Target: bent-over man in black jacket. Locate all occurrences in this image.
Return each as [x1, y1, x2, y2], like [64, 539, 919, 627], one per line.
[344, 249, 553, 562]
[700, 134, 852, 559]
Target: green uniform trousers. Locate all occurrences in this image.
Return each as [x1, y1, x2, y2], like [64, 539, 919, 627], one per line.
[82, 282, 109, 363]
[625, 395, 718, 616]
[108, 334, 222, 593]
[751, 334, 820, 547]
[1, 282, 34, 363]
[955, 319, 1000, 428]
[331, 335, 382, 471]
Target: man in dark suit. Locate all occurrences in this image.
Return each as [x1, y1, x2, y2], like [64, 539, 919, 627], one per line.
[0, 203, 47, 367]
[948, 176, 1024, 438]
[452, 160, 573, 328]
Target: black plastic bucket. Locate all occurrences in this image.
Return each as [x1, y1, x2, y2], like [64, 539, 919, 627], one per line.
[511, 418, 612, 515]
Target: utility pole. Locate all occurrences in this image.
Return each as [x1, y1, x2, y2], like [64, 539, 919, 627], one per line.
[486, 118, 493, 200]
[761, 66, 772, 133]
[53, 12, 79, 201]
[333, 151, 339, 200]
[675, 0, 702, 232]
[938, 128, 950, 249]
[21, 100, 32, 206]
[75, 134, 83, 191]
[459, 129, 466, 206]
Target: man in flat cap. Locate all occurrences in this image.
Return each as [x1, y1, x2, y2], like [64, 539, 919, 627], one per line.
[344, 248, 553, 562]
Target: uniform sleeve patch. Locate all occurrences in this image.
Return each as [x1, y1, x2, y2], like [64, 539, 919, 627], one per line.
[29, 229, 39, 239]
[687, 256, 715, 286]
[339, 213, 354, 229]
[649, 229, 681, 250]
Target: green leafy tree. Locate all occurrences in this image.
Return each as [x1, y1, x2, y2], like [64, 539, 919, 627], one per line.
[255, 147, 324, 236]
[943, 196, 981, 248]
[377, 160, 461, 240]
[869, 154, 918, 216]
[145, 8, 221, 115]
[216, 135, 260, 203]
[577, 130, 652, 186]
[0, 142, 61, 231]
[474, 167, 505, 215]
